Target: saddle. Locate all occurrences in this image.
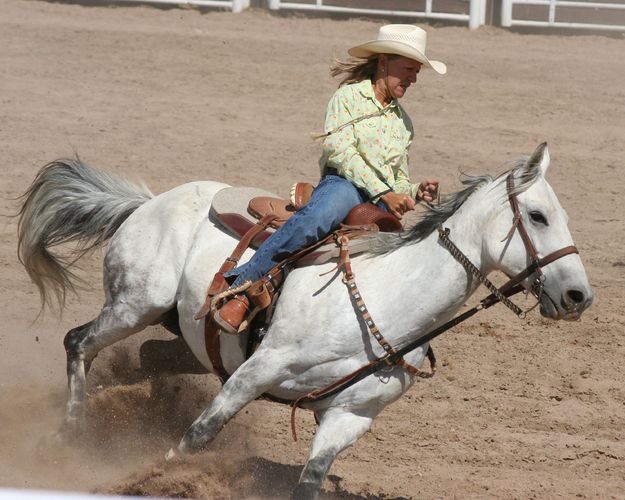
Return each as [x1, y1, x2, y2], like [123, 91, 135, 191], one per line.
[208, 182, 402, 261]
[200, 182, 403, 381]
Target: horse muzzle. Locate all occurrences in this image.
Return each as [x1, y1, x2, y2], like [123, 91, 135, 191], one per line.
[539, 286, 594, 321]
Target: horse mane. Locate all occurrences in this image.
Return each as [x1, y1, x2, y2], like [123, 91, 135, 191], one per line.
[372, 154, 541, 254]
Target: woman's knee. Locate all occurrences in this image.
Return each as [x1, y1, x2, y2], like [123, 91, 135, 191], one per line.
[316, 177, 363, 214]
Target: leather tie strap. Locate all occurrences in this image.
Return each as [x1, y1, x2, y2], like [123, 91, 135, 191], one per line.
[195, 213, 279, 320]
[196, 213, 279, 383]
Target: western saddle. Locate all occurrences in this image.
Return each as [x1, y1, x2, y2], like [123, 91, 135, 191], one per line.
[195, 182, 403, 381]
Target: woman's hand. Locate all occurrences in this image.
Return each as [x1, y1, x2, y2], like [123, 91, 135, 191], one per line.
[380, 192, 416, 219]
[418, 179, 440, 203]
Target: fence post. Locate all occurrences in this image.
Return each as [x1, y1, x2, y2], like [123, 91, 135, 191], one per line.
[268, 0, 280, 9]
[501, 0, 513, 26]
[469, 0, 482, 28]
[548, 0, 557, 24]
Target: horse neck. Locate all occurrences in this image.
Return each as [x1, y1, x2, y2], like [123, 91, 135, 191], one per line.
[376, 181, 500, 316]
[437, 180, 501, 273]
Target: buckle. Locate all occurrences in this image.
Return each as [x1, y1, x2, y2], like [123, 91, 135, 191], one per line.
[381, 354, 394, 366]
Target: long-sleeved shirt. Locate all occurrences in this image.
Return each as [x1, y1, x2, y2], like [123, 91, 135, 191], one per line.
[319, 79, 419, 202]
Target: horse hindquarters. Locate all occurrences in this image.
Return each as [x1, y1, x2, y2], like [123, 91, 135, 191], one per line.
[61, 181, 229, 434]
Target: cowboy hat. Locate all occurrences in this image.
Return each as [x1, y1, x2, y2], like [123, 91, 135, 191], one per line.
[348, 24, 447, 75]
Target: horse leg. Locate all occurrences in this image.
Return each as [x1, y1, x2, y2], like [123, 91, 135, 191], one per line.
[292, 407, 378, 500]
[61, 301, 167, 437]
[173, 349, 288, 454]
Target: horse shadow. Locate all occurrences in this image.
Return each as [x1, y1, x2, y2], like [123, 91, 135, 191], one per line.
[232, 456, 410, 500]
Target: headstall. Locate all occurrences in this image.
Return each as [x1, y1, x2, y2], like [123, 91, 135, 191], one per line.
[440, 172, 578, 318]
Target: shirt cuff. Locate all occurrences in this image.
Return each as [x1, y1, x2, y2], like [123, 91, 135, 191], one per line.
[370, 188, 392, 204]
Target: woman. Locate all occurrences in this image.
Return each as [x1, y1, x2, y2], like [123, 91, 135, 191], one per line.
[214, 24, 446, 334]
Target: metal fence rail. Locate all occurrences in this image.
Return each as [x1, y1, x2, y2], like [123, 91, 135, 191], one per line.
[76, 0, 625, 33]
[501, 0, 625, 31]
[114, 0, 250, 12]
[267, 0, 487, 29]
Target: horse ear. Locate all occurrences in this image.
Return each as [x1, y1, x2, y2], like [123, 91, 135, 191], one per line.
[527, 142, 550, 176]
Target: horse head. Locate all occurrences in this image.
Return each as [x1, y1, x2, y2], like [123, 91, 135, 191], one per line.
[485, 143, 593, 320]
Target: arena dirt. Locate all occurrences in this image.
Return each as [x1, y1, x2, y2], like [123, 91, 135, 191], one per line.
[1, 1, 624, 498]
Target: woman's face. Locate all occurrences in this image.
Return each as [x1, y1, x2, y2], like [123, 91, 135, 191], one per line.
[381, 55, 422, 99]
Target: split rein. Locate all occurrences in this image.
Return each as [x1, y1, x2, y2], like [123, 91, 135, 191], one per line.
[288, 173, 578, 440]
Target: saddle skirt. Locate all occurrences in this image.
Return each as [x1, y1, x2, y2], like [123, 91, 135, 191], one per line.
[210, 185, 402, 266]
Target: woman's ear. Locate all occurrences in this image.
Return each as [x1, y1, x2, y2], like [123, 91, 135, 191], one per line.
[378, 54, 387, 72]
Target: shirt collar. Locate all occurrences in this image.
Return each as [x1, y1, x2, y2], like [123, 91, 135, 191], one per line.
[358, 79, 401, 116]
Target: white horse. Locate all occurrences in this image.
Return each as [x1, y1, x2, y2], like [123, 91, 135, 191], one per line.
[17, 143, 592, 499]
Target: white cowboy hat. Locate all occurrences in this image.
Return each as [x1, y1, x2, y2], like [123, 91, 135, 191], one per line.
[348, 24, 447, 75]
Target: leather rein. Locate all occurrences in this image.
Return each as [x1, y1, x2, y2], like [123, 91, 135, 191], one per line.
[288, 172, 579, 439]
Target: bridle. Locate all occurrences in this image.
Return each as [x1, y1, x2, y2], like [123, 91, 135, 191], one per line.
[439, 172, 579, 318]
[501, 172, 579, 313]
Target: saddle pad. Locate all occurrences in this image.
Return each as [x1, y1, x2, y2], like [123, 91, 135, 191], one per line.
[211, 186, 278, 226]
[210, 187, 278, 247]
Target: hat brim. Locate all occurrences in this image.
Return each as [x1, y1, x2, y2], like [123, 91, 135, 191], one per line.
[348, 40, 447, 75]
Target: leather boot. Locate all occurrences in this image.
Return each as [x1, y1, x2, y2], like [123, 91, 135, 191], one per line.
[212, 294, 250, 334]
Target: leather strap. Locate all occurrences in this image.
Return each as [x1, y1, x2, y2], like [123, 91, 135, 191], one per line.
[496, 245, 579, 297]
[196, 213, 279, 383]
[506, 174, 542, 277]
[204, 317, 230, 383]
[195, 213, 279, 320]
[337, 235, 427, 376]
[290, 233, 435, 441]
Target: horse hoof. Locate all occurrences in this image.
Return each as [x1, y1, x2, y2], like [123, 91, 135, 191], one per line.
[59, 416, 85, 439]
[38, 427, 73, 452]
[165, 447, 187, 463]
[165, 448, 179, 462]
[291, 482, 319, 500]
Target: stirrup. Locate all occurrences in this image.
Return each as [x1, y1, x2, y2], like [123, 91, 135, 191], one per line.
[209, 281, 252, 312]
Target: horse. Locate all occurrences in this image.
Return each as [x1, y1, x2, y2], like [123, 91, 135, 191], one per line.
[17, 143, 593, 499]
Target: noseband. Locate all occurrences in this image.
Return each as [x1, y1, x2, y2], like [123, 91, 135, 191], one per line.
[439, 172, 579, 318]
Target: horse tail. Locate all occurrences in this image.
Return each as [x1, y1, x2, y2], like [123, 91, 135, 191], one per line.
[17, 158, 154, 311]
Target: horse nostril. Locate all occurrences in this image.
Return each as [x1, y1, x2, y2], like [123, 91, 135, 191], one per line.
[565, 289, 585, 305]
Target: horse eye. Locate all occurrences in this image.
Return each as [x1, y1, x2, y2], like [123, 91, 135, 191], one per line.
[529, 211, 548, 225]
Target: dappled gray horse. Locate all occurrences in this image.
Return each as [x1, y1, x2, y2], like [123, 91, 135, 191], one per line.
[18, 143, 592, 498]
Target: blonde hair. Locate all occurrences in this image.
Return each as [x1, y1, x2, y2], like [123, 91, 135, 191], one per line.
[330, 54, 403, 87]
[330, 56, 379, 87]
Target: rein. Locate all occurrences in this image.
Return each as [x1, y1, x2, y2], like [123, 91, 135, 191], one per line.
[288, 172, 579, 439]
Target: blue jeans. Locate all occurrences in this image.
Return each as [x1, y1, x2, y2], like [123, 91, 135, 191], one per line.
[224, 175, 371, 286]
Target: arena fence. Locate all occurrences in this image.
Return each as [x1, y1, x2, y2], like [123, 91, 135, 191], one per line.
[501, 0, 625, 31]
[115, 0, 250, 12]
[97, 0, 625, 32]
[268, 0, 487, 29]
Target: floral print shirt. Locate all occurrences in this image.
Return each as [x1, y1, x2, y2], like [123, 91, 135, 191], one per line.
[319, 79, 419, 202]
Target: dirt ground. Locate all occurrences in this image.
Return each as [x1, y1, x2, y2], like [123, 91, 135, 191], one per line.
[1, 1, 624, 498]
